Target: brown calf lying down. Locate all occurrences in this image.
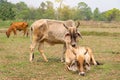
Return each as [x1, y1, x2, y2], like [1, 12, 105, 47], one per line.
[65, 45, 100, 76]
[6, 22, 29, 38]
[64, 34, 99, 76]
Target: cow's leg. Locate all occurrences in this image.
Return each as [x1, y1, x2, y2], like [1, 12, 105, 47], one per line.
[61, 44, 66, 62]
[23, 29, 27, 37]
[26, 29, 29, 37]
[85, 63, 91, 71]
[13, 29, 17, 35]
[29, 36, 37, 62]
[91, 55, 97, 65]
[38, 42, 48, 62]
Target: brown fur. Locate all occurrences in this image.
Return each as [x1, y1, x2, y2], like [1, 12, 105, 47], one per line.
[6, 22, 29, 38]
[65, 46, 98, 76]
[71, 46, 98, 76]
[64, 32, 98, 76]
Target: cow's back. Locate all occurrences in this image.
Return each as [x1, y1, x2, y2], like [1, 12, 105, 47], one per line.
[46, 19, 75, 44]
[11, 22, 28, 29]
[31, 19, 75, 45]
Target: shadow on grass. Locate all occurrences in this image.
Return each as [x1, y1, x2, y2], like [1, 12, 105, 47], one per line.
[37, 57, 61, 63]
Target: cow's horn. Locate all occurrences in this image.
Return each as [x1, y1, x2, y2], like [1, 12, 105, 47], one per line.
[63, 24, 68, 30]
[76, 22, 80, 28]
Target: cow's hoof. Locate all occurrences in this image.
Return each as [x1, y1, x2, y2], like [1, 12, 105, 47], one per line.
[61, 59, 65, 63]
[45, 60, 48, 62]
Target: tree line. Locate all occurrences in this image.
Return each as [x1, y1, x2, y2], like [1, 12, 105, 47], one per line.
[0, 0, 120, 21]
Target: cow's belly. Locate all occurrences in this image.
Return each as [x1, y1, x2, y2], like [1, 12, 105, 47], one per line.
[44, 31, 65, 45]
[45, 37, 65, 45]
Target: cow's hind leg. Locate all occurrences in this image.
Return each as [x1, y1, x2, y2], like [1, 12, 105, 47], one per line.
[91, 55, 97, 65]
[26, 29, 29, 37]
[23, 29, 28, 37]
[38, 42, 48, 62]
[30, 37, 37, 62]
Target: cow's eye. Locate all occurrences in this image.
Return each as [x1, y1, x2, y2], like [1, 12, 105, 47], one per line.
[75, 33, 79, 37]
[75, 33, 80, 37]
[65, 33, 70, 37]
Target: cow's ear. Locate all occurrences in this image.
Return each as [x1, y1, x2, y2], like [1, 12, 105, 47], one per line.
[76, 32, 82, 39]
[84, 49, 88, 55]
[63, 24, 68, 30]
[64, 32, 70, 42]
[76, 22, 80, 28]
[65, 32, 70, 37]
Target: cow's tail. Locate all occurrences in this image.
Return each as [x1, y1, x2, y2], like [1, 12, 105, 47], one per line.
[30, 26, 33, 43]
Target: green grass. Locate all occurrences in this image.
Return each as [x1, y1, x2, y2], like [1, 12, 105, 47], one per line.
[0, 23, 120, 80]
[0, 20, 12, 28]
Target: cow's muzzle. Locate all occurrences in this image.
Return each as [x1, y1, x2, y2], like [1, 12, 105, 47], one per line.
[79, 72, 85, 76]
[71, 42, 76, 47]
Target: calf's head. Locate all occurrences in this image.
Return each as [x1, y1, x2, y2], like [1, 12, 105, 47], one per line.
[64, 22, 82, 47]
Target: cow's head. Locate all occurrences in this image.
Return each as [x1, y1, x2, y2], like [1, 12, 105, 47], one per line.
[6, 31, 10, 38]
[63, 22, 82, 47]
[70, 47, 90, 76]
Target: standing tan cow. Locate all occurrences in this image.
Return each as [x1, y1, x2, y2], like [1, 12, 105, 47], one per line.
[29, 19, 82, 62]
[6, 22, 29, 38]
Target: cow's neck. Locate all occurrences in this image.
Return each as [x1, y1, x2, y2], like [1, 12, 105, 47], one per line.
[7, 27, 12, 34]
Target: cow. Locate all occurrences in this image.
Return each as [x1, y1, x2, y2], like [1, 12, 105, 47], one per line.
[64, 31, 100, 76]
[6, 22, 29, 38]
[73, 47, 99, 76]
[65, 44, 100, 76]
[29, 19, 82, 62]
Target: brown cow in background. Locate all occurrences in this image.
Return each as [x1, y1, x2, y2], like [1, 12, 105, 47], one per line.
[6, 22, 29, 38]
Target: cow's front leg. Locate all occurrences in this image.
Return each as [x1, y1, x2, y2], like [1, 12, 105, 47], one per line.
[61, 44, 66, 62]
[38, 42, 48, 62]
[85, 63, 91, 71]
[13, 29, 17, 36]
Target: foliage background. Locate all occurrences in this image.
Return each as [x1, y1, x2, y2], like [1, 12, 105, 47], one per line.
[0, 0, 120, 21]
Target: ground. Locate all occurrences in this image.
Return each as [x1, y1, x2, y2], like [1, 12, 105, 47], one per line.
[0, 21, 120, 80]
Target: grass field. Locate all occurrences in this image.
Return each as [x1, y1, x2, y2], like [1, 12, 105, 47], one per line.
[0, 21, 120, 80]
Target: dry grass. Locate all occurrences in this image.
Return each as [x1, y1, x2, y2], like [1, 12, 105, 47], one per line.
[0, 24, 120, 80]
[80, 27, 120, 33]
[80, 21, 120, 28]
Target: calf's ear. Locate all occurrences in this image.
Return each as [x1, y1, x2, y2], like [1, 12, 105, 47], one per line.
[84, 49, 88, 55]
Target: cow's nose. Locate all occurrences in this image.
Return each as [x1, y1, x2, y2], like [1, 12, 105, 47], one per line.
[72, 43, 76, 47]
[72, 44, 76, 47]
[79, 72, 85, 76]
